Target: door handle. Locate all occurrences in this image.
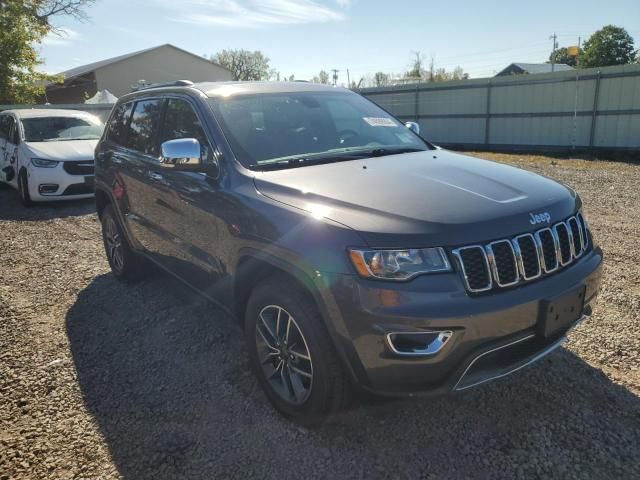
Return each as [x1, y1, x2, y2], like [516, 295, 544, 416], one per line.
[147, 171, 164, 182]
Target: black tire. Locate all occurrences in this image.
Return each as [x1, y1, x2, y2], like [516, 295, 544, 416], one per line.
[245, 275, 352, 427]
[17, 170, 33, 207]
[101, 204, 147, 282]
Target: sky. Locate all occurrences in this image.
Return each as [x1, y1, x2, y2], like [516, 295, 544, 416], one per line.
[39, 0, 640, 83]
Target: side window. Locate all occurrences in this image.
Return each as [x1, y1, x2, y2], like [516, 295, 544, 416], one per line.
[160, 98, 214, 162]
[107, 102, 134, 146]
[6, 117, 17, 145]
[10, 118, 20, 144]
[126, 99, 162, 156]
[0, 116, 7, 140]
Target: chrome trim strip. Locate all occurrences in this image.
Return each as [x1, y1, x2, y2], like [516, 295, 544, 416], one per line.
[577, 211, 589, 251]
[455, 335, 566, 391]
[553, 222, 573, 266]
[574, 214, 586, 255]
[534, 228, 559, 273]
[453, 334, 536, 390]
[567, 216, 584, 259]
[485, 240, 519, 287]
[386, 331, 453, 357]
[454, 314, 586, 391]
[452, 246, 493, 293]
[513, 233, 541, 280]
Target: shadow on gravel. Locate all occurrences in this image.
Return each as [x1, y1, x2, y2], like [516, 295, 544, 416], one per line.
[66, 273, 640, 480]
[0, 187, 95, 221]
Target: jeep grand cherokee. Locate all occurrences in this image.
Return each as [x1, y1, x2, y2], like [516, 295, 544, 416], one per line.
[94, 81, 603, 425]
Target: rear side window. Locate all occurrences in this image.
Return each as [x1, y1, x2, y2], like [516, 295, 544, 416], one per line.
[127, 99, 162, 156]
[0, 116, 8, 140]
[107, 102, 134, 146]
[160, 98, 214, 162]
[4, 116, 18, 144]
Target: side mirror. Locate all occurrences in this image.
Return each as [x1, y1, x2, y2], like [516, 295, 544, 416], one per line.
[160, 138, 203, 171]
[405, 121, 420, 135]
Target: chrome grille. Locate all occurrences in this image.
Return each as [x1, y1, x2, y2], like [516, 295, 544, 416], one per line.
[452, 214, 590, 293]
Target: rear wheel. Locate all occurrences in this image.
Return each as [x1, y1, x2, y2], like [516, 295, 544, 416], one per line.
[17, 170, 33, 207]
[245, 276, 352, 426]
[101, 204, 147, 281]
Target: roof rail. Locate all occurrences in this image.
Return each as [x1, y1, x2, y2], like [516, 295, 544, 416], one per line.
[132, 80, 194, 91]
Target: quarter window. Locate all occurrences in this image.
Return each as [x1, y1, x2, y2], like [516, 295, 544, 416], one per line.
[127, 99, 162, 155]
[161, 99, 214, 163]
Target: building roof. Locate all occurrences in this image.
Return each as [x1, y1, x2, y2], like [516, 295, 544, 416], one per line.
[58, 44, 228, 80]
[495, 62, 574, 76]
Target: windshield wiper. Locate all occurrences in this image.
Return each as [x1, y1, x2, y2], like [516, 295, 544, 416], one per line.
[368, 147, 425, 157]
[253, 153, 369, 171]
[252, 147, 426, 171]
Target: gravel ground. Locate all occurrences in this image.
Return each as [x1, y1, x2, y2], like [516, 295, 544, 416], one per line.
[1, 153, 639, 480]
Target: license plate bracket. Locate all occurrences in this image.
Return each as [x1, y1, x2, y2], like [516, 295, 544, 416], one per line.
[539, 286, 585, 337]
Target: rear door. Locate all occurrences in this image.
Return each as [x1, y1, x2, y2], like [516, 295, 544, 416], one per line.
[105, 98, 165, 252]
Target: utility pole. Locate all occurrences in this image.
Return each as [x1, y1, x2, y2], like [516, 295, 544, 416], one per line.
[331, 69, 339, 86]
[550, 33, 558, 72]
[347, 69, 351, 89]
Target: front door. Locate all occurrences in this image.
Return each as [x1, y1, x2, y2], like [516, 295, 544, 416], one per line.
[142, 97, 225, 296]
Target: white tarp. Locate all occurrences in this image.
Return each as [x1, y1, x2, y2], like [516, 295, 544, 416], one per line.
[85, 90, 118, 104]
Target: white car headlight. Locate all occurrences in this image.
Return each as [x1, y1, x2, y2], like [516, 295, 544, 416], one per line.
[348, 247, 451, 280]
[31, 158, 59, 168]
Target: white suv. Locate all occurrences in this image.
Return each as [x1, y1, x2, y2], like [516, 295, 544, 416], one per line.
[0, 109, 104, 206]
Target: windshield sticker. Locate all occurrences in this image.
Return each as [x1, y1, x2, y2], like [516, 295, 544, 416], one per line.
[363, 117, 397, 127]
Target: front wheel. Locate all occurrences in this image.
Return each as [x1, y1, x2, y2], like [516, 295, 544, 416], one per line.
[245, 276, 352, 426]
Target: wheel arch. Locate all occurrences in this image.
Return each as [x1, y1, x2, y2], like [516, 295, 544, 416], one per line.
[233, 250, 361, 387]
[233, 252, 319, 325]
[95, 187, 110, 219]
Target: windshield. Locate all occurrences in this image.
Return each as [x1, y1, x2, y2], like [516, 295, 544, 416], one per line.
[209, 91, 430, 169]
[22, 115, 104, 142]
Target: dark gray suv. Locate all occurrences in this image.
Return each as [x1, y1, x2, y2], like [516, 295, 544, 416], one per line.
[95, 81, 603, 425]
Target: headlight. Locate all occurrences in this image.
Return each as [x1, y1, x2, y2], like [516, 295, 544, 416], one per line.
[31, 158, 59, 168]
[348, 247, 451, 280]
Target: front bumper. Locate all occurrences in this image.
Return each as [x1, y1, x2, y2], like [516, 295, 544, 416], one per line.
[27, 162, 94, 201]
[316, 247, 603, 396]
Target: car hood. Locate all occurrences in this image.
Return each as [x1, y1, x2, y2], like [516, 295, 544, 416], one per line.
[23, 140, 98, 161]
[252, 149, 579, 247]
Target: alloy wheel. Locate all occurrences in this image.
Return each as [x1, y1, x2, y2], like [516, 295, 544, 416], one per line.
[104, 216, 124, 272]
[255, 305, 313, 405]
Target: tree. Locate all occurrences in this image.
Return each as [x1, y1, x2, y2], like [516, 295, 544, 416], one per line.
[373, 72, 390, 87]
[311, 70, 329, 84]
[581, 25, 635, 67]
[318, 70, 329, 84]
[0, 0, 96, 104]
[430, 66, 468, 82]
[549, 47, 582, 67]
[211, 49, 271, 81]
[406, 51, 425, 80]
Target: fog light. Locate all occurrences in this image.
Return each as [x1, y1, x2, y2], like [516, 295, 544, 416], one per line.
[386, 331, 453, 356]
[39, 184, 59, 194]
